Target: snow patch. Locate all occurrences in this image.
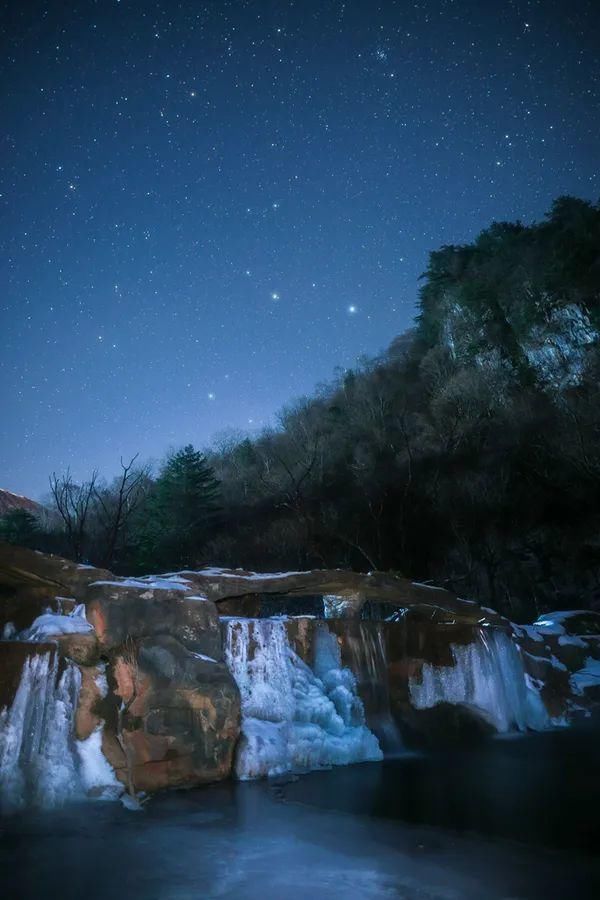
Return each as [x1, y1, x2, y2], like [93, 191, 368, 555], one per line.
[90, 578, 190, 591]
[21, 604, 93, 641]
[571, 657, 600, 693]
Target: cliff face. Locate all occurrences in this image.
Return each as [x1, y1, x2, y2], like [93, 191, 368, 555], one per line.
[0, 489, 42, 517]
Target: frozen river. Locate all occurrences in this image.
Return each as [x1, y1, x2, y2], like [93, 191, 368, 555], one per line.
[1, 725, 599, 900]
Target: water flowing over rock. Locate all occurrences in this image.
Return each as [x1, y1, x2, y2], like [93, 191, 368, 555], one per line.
[334, 620, 403, 753]
[224, 618, 382, 779]
[408, 628, 550, 733]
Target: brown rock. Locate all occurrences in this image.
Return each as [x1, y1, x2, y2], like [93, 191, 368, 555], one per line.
[74, 664, 106, 740]
[84, 583, 222, 658]
[54, 632, 100, 666]
[104, 635, 240, 792]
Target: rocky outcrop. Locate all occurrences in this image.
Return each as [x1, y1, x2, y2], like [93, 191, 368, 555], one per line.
[0, 543, 241, 798]
[0, 489, 43, 518]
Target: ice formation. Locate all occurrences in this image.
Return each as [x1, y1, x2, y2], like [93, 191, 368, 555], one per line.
[409, 628, 550, 733]
[0, 651, 121, 811]
[224, 619, 382, 779]
[20, 603, 93, 641]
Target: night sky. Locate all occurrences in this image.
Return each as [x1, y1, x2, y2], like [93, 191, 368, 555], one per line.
[2, 0, 598, 499]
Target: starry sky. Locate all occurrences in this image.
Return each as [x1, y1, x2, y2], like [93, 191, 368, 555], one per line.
[2, 0, 599, 499]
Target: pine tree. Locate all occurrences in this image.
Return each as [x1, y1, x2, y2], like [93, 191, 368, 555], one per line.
[0, 509, 41, 548]
[146, 445, 220, 569]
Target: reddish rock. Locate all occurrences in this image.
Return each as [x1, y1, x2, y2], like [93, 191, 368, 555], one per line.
[74, 664, 106, 740]
[104, 635, 240, 792]
[84, 583, 221, 658]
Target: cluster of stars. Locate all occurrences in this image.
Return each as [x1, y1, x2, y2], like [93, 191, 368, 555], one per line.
[1, 0, 598, 495]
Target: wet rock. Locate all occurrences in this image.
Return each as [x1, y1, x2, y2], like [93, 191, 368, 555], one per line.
[402, 702, 496, 748]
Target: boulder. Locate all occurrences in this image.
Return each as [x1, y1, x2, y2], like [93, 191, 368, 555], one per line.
[83, 582, 221, 657]
[105, 635, 240, 792]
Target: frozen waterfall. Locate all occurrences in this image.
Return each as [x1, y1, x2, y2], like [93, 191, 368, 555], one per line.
[409, 628, 550, 733]
[224, 619, 383, 779]
[0, 650, 121, 812]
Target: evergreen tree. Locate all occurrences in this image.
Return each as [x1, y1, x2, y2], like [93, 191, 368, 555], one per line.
[140, 445, 220, 569]
[0, 509, 41, 548]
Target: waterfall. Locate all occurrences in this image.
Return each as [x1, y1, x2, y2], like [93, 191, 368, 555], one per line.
[409, 628, 550, 733]
[224, 618, 382, 780]
[342, 621, 403, 753]
[0, 650, 121, 812]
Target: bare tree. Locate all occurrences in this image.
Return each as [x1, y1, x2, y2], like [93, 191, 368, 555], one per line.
[49, 469, 98, 562]
[93, 454, 150, 568]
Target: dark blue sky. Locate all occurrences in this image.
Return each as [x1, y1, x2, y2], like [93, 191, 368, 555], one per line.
[2, 0, 598, 498]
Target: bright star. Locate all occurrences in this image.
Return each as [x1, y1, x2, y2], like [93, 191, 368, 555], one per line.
[271, 291, 280, 300]
[348, 305, 357, 314]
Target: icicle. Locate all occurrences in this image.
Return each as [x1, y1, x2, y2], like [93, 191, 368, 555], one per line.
[224, 619, 382, 780]
[0, 651, 122, 812]
[409, 628, 550, 733]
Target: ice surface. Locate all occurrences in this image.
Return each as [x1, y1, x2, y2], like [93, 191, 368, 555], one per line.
[409, 629, 551, 733]
[20, 604, 93, 641]
[224, 619, 382, 779]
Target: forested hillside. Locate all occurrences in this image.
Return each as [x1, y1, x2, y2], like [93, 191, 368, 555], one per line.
[4, 197, 600, 621]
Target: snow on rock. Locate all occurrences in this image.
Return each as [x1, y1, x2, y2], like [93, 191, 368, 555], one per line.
[558, 635, 588, 648]
[20, 604, 93, 641]
[409, 629, 550, 733]
[90, 577, 190, 592]
[571, 658, 600, 694]
[532, 610, 600, 637]
[200, 567, 310, 580]
[224, 618, 382, 780]
[512, 624, 545, 643]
